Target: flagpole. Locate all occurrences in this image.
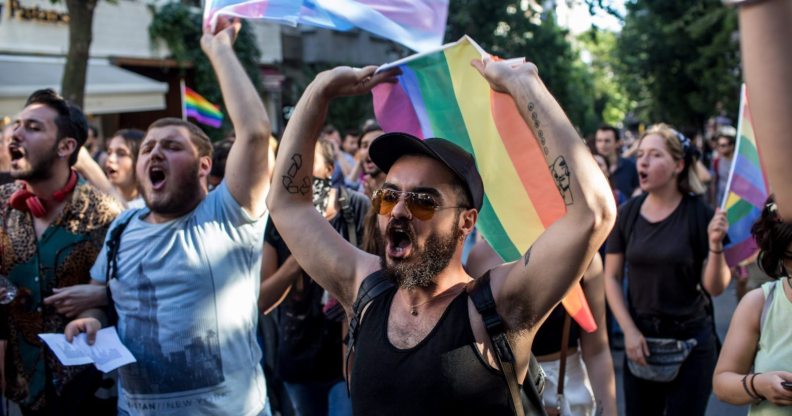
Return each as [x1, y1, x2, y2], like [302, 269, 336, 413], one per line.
[720, 84, 746, 211]
[180, 78, 187, 121]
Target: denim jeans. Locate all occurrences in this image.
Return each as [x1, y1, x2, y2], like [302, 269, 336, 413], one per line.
[623, 316, 718, 416]
[283, 380, 352, 416]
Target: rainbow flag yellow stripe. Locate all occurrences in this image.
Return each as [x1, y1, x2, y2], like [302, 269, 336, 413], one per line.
[372, 36, 595, 332]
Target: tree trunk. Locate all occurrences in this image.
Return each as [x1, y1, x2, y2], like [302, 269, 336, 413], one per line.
[61, 0, 99, 109]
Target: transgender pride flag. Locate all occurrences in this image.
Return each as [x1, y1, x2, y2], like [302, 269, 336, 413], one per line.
[721, 84, 768, 267]
[203, 0, 449, 52]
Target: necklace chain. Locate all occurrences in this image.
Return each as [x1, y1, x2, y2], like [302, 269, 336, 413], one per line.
[400, 287, 464, 316]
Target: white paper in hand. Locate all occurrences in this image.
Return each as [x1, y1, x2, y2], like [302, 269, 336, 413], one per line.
[38, 326, 136, 373]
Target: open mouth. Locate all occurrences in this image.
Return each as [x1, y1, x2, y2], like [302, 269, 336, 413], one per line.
[8, 146, 23, 162]
[386, 223, 414, 259]
[149, 166, 166, 190]
[638, 171, 648, 182]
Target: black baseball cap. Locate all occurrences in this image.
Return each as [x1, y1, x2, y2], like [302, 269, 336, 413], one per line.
[368, 132, 484, 211]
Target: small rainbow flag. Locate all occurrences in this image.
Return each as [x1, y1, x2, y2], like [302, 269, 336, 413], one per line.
[183, 86, 224, 128]
[721, 85, 768, 267]
[372, 36, 596, 332]
[203, 0, 449, 53]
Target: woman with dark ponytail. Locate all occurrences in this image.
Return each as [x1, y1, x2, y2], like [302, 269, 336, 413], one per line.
[714, 196, 792, 414]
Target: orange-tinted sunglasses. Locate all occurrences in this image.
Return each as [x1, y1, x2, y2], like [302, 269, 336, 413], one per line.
[372, 188, 465, 221]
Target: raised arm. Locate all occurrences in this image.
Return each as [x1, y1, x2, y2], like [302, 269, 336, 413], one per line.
[266, 67, 396, 309]
[472, 58, 616, 330]
[201, 17, 272, 217]
[739, 1, 792, 221]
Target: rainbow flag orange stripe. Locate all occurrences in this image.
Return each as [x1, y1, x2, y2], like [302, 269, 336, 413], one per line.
[184, 87, 223, 128]
[372, 36, 596, 332]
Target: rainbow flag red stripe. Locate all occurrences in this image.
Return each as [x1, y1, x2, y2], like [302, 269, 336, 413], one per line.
[372, 36, 596, 332]
[721, 85, 768, 266]
[184, 87, 223, 128]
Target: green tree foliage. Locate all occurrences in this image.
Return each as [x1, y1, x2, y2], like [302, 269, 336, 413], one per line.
[149, 2, 263, 140]
[615, 0, 740, 131]
[577, 28, 630, 126]
[445, 1, 599, 135]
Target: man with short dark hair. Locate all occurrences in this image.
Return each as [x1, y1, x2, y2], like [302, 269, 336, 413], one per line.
[712, 129, 737, 206]
[65, 18, 273, 415]
[0, 88, 121, 414]
[595, 124, 639, 197]
[267, 59, 616, 413]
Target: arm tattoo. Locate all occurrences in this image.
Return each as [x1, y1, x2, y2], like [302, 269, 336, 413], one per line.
[550, 156, 574, 205]
[528, 102, 550, 155]
[282, 153, 310, 195]
[523, 246, 533, 267]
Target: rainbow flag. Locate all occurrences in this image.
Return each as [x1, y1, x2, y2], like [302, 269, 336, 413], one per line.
[721, 85, 768, 267]
[371, 36, 596, 332]
[203, 0, 448, 52]
[183, 86, 224, 128]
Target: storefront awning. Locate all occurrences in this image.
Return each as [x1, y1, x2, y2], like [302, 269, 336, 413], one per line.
[0, 55, 169, 117]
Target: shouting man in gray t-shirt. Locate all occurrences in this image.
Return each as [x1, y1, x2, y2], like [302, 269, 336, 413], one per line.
[65, 17, 273, 416]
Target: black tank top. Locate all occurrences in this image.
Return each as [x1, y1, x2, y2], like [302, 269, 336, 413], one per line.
[350, 286, 513, 415]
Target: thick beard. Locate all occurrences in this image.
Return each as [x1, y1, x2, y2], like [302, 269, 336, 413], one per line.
[142, 162, 201, 216]
[12, 142, 60, 182]
[379, 218, 463, 289]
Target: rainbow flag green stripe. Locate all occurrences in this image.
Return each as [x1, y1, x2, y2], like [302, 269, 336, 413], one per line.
[372, 36, 595, 332]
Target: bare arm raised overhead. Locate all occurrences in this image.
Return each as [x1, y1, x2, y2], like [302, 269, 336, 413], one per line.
[471, 58, 616, 333]
[266, 67, 397, 309]
[201, 17, 272, 217]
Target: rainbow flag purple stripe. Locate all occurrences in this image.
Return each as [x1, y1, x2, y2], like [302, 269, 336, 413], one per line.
[203, 0, 449, 52]
[721, 85, 768, 267]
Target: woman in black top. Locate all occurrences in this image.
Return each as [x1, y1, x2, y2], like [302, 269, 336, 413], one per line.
[604, 123, 730, 416]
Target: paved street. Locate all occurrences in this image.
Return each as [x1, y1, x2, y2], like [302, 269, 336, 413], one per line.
[613, 279, 748, 416]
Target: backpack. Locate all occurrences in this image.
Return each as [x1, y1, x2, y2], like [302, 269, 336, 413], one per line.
[346, 271, 547, 416]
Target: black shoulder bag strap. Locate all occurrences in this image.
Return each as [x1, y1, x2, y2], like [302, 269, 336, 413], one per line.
[468, 272, 547, 416]
[103, 210, 138, 325]
[337, 186, 358, 248]
[345, 270, 394, 394]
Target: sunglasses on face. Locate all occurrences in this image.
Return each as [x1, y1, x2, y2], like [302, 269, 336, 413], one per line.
[372, 188, 465, 221]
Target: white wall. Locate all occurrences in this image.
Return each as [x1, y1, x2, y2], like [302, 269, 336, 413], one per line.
[0, 0, 169, 59]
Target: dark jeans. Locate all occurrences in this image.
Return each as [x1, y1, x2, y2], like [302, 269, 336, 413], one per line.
[283, 380, 351, 416]
[623, 315, 718, 416]
[20, 368, 103, 416]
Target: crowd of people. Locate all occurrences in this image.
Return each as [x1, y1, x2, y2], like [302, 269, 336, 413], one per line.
[0, 1, 789, 415]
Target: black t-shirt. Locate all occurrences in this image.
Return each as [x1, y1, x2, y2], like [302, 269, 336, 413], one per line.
[264, 187, 369, 383]
[606, 195, 713, 320]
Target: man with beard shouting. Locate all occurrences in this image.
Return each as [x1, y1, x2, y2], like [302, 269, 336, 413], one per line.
[64, 17, 273, 416]
[267, 59, 616, 414]
[0, 89, 121, 414]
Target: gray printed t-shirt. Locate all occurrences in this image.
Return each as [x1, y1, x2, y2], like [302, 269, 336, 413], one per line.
[92, 182, 268, 416]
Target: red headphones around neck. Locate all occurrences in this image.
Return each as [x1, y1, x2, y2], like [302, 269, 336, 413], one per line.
[9, 170, 78, 218]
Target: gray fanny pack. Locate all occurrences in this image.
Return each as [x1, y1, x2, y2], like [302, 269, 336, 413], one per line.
[627, 337, 698, 382]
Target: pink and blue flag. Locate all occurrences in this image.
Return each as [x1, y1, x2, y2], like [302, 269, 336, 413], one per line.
[721, 84, 768, 267]
[203, 0, 449, 52]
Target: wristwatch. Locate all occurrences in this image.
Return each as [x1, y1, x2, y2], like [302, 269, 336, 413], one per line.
[722, 0, 772, 7]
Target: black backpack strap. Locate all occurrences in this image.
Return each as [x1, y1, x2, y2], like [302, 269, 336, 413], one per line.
[337, 186, 358, 248]
[621, 193, 648, 245]
[103, 210, 139, 325]
[346, 270, 394, 394]
[468, 272, 547, 416]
